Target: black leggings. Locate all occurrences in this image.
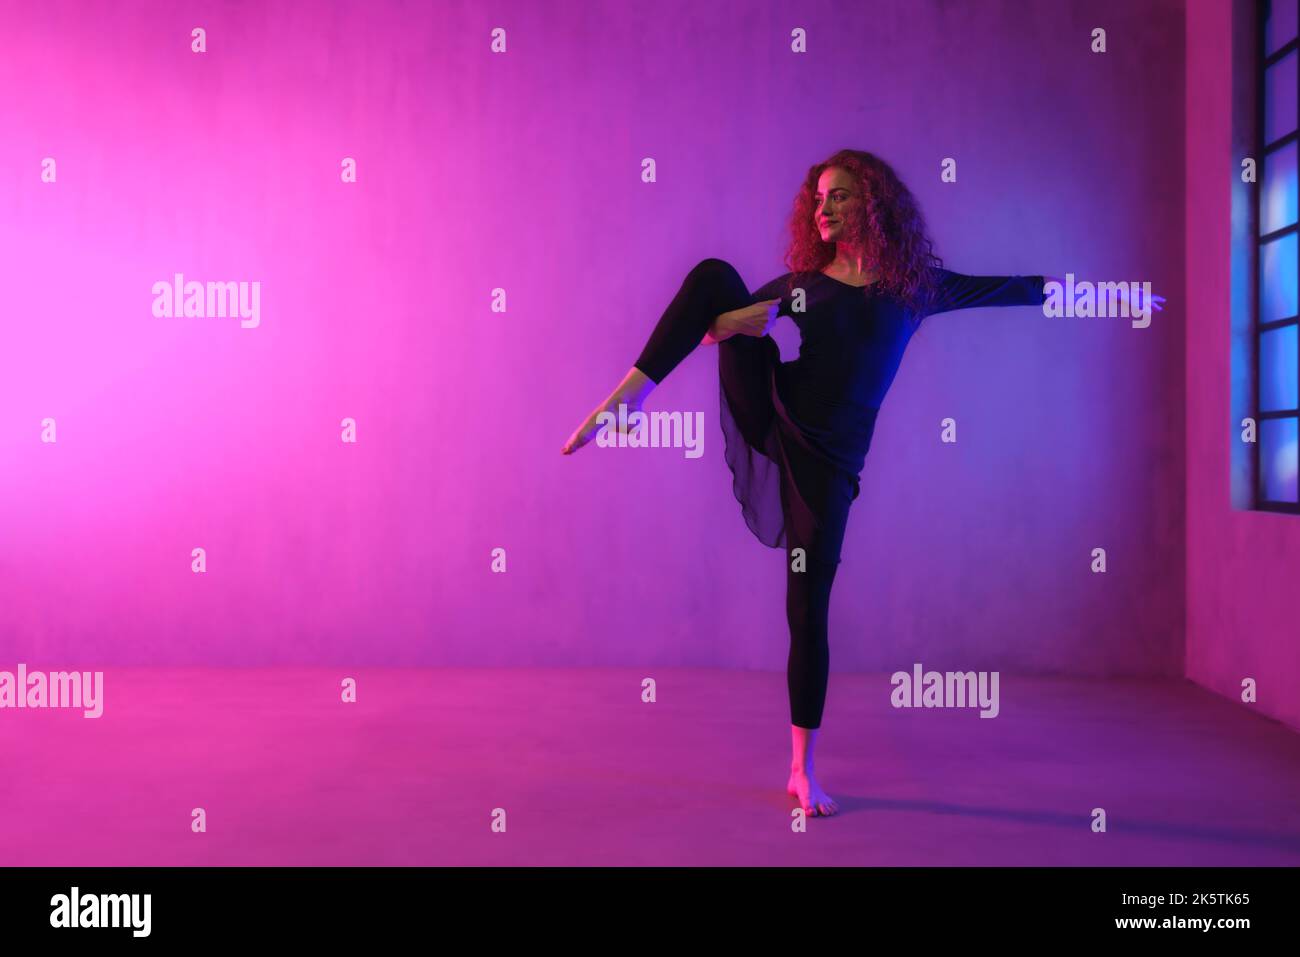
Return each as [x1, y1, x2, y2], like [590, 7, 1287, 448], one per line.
[634, 258, 845, 729]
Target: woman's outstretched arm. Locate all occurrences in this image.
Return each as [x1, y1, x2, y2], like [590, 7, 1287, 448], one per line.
[923, 268, 1048, 315]
[1039, 274, 1166, 316]
[924, 269, 1166, 318]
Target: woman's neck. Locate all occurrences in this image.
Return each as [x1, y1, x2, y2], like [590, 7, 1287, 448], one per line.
[823, 250, 880, 285]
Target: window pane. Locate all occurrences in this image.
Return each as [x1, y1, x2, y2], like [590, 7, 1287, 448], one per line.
[1265, 51, 1297, 144]
[1260, 416, 1299, 502]
[1260, 323, 1299, 410]
[1262, 141, 1299, 234]
[1260, 232, 1299, 321]
[1266, 0, 1299, 57]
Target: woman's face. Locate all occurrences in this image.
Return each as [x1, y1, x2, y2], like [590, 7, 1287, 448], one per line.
[814, 167, 860, 243]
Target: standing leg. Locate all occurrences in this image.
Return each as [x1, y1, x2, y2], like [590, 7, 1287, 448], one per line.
[786, 553, 839, 731]
[781, 448, 857, 818]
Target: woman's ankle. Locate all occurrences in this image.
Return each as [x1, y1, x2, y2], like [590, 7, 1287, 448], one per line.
[615, 367, 655, 406]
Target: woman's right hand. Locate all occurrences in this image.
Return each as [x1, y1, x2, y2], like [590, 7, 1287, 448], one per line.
[707, 298, 782, 343]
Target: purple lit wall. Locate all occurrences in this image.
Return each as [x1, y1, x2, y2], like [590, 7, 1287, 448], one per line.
[2, 0, 1186, 675]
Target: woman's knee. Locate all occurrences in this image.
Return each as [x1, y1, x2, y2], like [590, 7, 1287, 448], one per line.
[691, 257, 735, 277]
[688, 257, 745, 298]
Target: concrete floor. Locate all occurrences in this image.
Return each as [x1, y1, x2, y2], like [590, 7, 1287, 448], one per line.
[3, 666, 1298, 866]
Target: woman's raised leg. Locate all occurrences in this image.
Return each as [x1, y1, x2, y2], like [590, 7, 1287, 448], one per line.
[561, 258, 759, 455]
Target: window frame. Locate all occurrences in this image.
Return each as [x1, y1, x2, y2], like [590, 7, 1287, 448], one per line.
[1254, 0, 1300, 512]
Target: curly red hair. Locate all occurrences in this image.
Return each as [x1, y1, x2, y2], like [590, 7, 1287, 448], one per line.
[780, 149, 944, 317]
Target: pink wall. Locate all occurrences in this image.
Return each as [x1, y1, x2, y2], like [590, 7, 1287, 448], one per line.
[1186, 0, 1300, 733]
[1, 0, 1187, 675]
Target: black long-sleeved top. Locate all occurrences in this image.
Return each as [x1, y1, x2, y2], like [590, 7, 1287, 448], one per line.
[748, 268, 1046, 475]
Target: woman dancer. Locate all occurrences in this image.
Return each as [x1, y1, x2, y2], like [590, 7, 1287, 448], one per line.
[561, 149, 1159, 817]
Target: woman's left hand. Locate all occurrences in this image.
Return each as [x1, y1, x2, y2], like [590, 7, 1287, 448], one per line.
[1126, 285, 1166, 312]
[1112, 283, 1164, 314]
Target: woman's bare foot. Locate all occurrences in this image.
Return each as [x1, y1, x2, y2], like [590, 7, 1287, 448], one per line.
[787, 767, 839, 817]
[561, 366, 655, 455]
[789, 724, 837, 816]
[561, 396, 642, 454]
